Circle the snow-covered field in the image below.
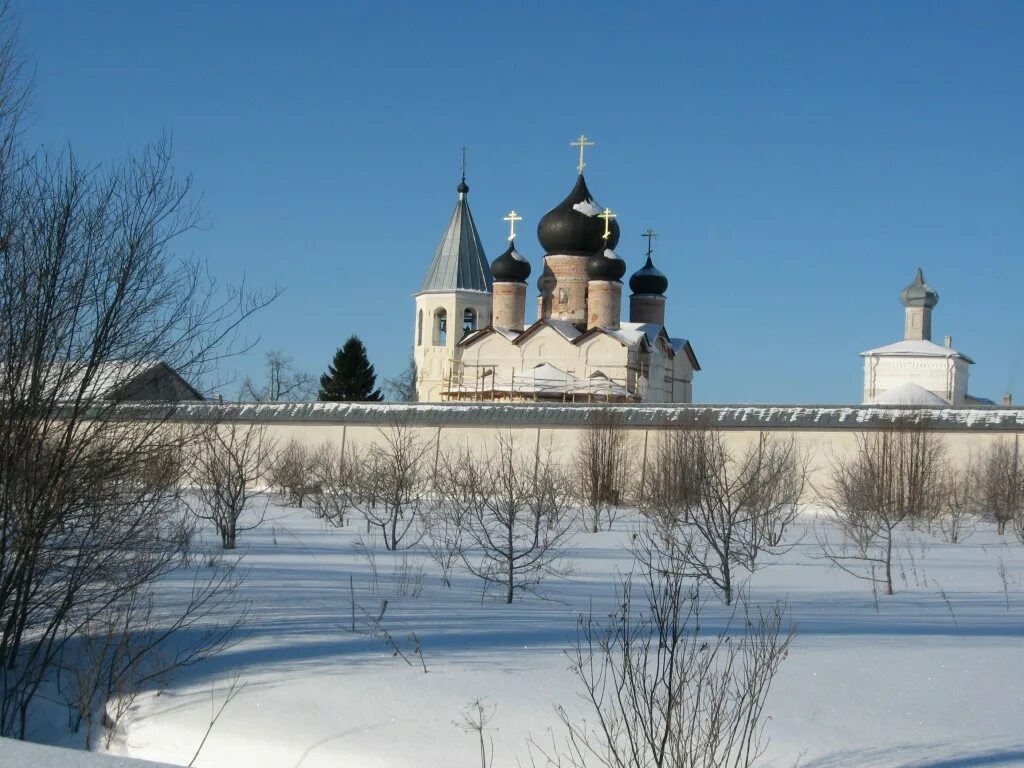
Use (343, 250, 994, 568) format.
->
(85, 499, 1024, 768)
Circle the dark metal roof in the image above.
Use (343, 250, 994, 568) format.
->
(108, 401, 1024, 432)
(419, 181, 492, 294)
(900, 267, 939, 308)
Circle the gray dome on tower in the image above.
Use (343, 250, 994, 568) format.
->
(629, 256, 668, 296)
(900, 267, 939, 308)
(537, 175, 621, 255)
(587, 247, 627, 281)
(491, 240, 531, 283)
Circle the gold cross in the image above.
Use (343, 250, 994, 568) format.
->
(503, 210, 523, 241)
(599, 208, 616, 240)
(571, 133, 594, 174)
(642, 228, 657, 257)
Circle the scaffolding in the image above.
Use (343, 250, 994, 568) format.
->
(441, 357, 648, 403)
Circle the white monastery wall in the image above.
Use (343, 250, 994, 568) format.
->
(130, 403, 1024, 502)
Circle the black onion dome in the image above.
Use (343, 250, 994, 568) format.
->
(537, 174, 620, 255)
(587, 248, 627, 281)
(490, 240, 531, 283)
(457, 178, 469, 195)
(537, 261, 556, 292)
(629, 256, 668, 296)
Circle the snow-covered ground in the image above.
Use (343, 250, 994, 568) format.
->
(87, 500, 1024, 768)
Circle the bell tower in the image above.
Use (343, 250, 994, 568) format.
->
(413, 173, 492, 401)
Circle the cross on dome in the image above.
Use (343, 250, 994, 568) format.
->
(503, 210, 523, 241)
(571, 134, 594, 174)
(599, 208, 616, 240)
(642, 228, 657, 257)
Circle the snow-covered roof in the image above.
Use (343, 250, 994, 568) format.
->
(545, 319, 583, 341)
(861, 339, 974, 364)
(868, 382, 950, 406)
(491, 326, 522, 341)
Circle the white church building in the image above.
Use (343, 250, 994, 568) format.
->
(861, 268, 989, 406)
(413, 142, 699, 403)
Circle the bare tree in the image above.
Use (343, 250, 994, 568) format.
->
(307, 440, 358, 526)
(384, 356, 418, 402)
(526, 547, 793, 768)
(0, 6, 272, 736)
(438, 434, 574, 603)
(977, 439, 1023, 536)
(346, 423, 431, 551)
(574, 409, 633, 533)
(241, 350, 314, 402)
(816, 420, 945, 595)
(268, 437, 314, 507)
(936, 460, 978, 544)
(191, 423, 275, 549)
(638, 427, 806, 605)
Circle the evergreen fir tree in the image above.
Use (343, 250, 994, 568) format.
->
(318, 335, 383, 401)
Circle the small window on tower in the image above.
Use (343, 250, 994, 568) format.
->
(463, 307, 477, 335)
(558, 288, 569, 305)
(434, 308, 448, 346)
(417, 309, 423, 346)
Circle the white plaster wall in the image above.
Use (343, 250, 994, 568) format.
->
(245, 418, 1021, 504)
(863, 354, 970, 405)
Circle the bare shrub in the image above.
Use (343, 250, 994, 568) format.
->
(346, 423, 431, 551)
(437, 434, 574, 603)
(816, 420, 945, 595)
(307, 440, 358, 525)
(269, 438, 314, 507)
(638, 427, 806, 605)
(191, 423, 275, 549)
(574, 409, 633, 533)
(455, 698, 496, 768)
(977, 439, 1023, 537)
(527, 547, 793, 768)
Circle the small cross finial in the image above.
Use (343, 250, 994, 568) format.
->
(459, 145, 468, 180)
(503, 210, 523, 241)
(571, 133, 594, 174)
(599, 208, 617, 241)
(642, 228, 657, 258)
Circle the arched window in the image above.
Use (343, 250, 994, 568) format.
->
(463, 307, 477, 336)
(417, 309, 423, 346)
(434, 308, 447, 346)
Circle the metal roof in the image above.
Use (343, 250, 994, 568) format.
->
(419, 183, 492, 294)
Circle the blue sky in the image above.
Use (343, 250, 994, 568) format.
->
(21, 1, 1024, 403)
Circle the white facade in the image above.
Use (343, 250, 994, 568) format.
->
(413, 289, 492, 402)
(451, 320, 697, 402)
(862, 339, 972, 405)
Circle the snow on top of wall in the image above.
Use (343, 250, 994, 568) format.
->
(105, 401, 1024, 432)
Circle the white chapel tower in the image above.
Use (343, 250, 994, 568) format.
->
(861, 268, 975, 406)
(413, 176, 493, 401)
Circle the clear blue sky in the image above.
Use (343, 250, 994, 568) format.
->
(21, 1, 1024, 404)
